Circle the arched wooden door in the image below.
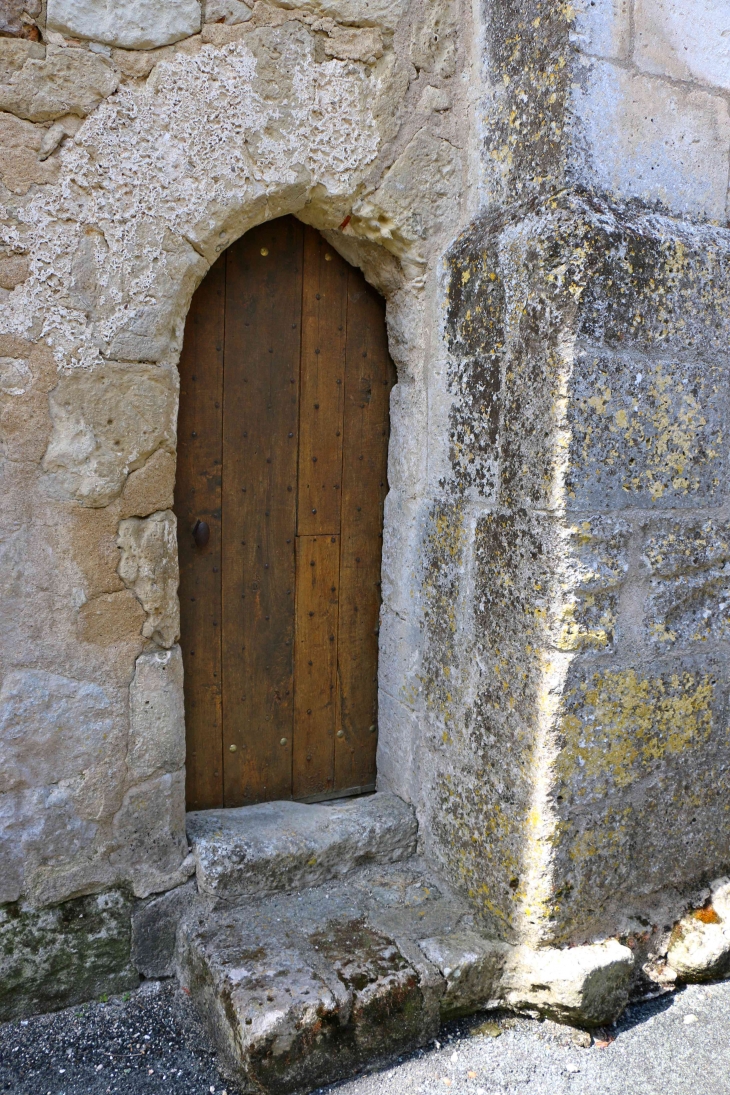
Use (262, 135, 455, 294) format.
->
(175, 217, 395, 810)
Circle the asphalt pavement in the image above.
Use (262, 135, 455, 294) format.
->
(2, 976, 729, 1094)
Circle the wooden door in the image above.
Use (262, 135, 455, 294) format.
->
(176, 217, 395, 809)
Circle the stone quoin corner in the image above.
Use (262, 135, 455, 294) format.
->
(1, 0, 730, 1090)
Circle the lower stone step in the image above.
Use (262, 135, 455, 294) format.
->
(175, 859, 634, 1094)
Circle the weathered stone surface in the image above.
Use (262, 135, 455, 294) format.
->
(110, 772, 191, 900)
(117, 511, 180, 648)
(42, 362, 177, 507)
(0, 111, 60, 194)
(205, 0, 253, 24)
(667, 911, 730, 982)
(0, 0, 42, 41)
(187, 792, 418, 898)
(419, 930, 509, 1017)
(571, 0, 631, 60)
(0, 669, 114, 795)
(47, 0, 202, 50)
(573, 61, 730, 221)
(0, 40, 119, 122)
(177, 862, 458, 1091)
(131, 880, 197, 979)
(128, 646, 186, 781)
(0, 890, 138, 1021)
(117, 449, 176, 519)
(0, 253, 30, 289)
(634, 0, 730, 92)
(666, 880, 730, 982)
(77, 589, 145, 645)
(353, 130, 460, 261)
(501, 941, 634, 1027)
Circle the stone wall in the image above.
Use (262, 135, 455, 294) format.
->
(0, 0, 471, 998)
(1, 0, 730, 1011)
(386, 0, 730, 948)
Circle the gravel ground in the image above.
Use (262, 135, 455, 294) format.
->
(2, 978, 730, 1095)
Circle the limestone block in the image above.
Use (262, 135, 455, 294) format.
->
(128, 646, 186, 781)
(77, 589, 145, 646)
(409, 0, 457, 78)
(118, 449, 176, 519)
(322, 26, 383, 64)
(117, 511, 180, 648)
(0, 40, 119, 122)
(187, 792, 418, 898)
(667, 889, 730, 982)
(635, 0, 730, 92)
(0, 112, 60, 194)
(352, 130, 460, 257)
(47, 0, 202, 50)
(0, 253, 30, 288)
(502, 941, 633, 1027)
(178, 903, 429, 1092)
(550, 659, 730, 940)
(0, 789, 38, 903)
(204, 0, 253, 24)
(0, 668, 114, 795)
(111, 771, 190, 899)
(566, 350, 727, 510)
(261, 0, 408, 33)
(0, 890, 138, 1021)
(0, 339, 57, 465)
(419, 930, 509, 1017)
(570, 0, 631, 60)
(558, 517, 631, 652)
(646, 568, 730, 649)
(131, 880, 197, 979)
(42, 361, 177, 507)
(573, 61, 730, 221)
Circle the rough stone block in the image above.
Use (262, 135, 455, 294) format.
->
(0, 890, 138, 1021)
(0, 40, 118, 122)
(47, 0, 202, 50)
(634, 0, 730, 92)
(667, 909, 730, 982)
(131, 880, 197, 979)
(0, 111, 60, 194)
(118, 449, 177, 519)
(419, 930, 509, 1017)
(42, 362, 177, 507)
(501, 941, 634, 1027)
(550, 659, 730, 940)
(128, 646, 186, 782)
(117, 511, 180, 648)
(111, 772, 190, 899)
(0, 669, 115, 795)
(572, 60, 730, 221)
(77, 590, 145, 646)
(570, 0, 631, 60)
(566, 350, 727, 510)
(204, 0, 253, 25)
(187, 792, 418, 898)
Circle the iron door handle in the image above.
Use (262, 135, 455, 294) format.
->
(192, 519, 210, 547)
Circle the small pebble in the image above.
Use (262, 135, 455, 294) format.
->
(684, 1014, 698, 1025)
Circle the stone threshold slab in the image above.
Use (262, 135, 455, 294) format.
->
(174, 859, 634, 1095)
(186, 791, 418, 899)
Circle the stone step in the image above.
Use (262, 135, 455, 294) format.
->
(173, 859, 634, 1094)
(186, 791, 417, 899)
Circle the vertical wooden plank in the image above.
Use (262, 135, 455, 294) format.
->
(175, 254, 225, 811)
(335, 273, 395, 792)
(222, 217, 303, 806)
(293, 534, 340, 798)
(297, 228, 348, 537)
